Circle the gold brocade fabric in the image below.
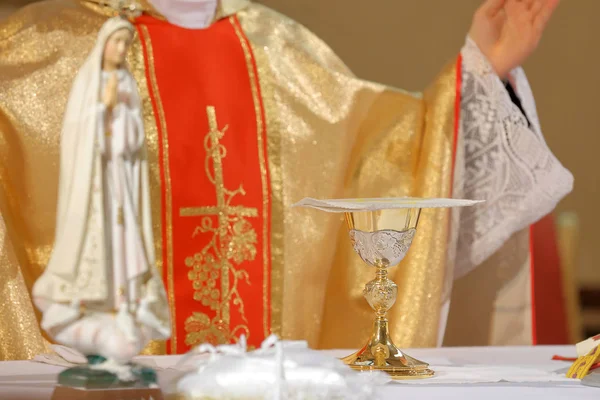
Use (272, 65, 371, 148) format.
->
(0, 0, 461, 360)
(238, 4, 457, 348)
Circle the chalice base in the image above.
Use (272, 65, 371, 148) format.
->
(341, 318, 434, 381)
(342, 345, 434, 380)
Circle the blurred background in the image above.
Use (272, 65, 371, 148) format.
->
(1, 0, 598, 341)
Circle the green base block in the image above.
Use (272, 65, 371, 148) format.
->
(57, 355, 158, 390)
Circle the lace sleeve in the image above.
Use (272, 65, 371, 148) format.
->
(454, 37, 574, 279)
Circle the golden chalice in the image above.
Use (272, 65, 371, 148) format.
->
(292, 197, 482, 380)
(340, 208, 433, 379)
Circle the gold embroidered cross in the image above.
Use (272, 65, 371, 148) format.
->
(179, 106, 258, 332)
(179, 106, 258, 223)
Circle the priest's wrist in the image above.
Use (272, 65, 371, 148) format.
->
(466, 36, 511, 80)
(487, 51, 512, 81)
(488, 61, 510, 81)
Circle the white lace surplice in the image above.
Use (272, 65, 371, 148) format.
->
(456, 38, 573, 279)
(439, 38, 573, 346)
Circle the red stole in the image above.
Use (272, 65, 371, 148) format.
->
(531, 215, 570, 344)
(136, 15, 271, 354)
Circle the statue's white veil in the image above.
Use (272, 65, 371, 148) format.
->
(33, 17, 157, 304)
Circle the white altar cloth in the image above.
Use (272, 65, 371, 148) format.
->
(0, 345, 595, 399)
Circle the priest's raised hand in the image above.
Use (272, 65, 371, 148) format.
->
(469, 0, 560, 79)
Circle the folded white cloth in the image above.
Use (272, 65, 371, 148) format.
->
(168, 335, 389, 399)
(577, 334, 600, 357)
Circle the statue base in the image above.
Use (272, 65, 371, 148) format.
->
(50, 355, 163, 400)
(51, 386, 164, 400)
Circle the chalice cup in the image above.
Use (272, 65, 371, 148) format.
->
(341, 208, 433, 379)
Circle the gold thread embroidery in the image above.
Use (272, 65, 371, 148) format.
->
(230, 17, 271, 339)
(139, 25, 177, 354)
(244, 31, 285, 340)
(130, 24, 166, 355)
(180, 106, 257, 347)
(180, 206, 257, 218)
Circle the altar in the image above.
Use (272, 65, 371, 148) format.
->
(0, 345, 594, 399)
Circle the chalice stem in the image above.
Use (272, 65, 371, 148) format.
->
(367, 266, 399, 367)
(341, 262, 433, 378)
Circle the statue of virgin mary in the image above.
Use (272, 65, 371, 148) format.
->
(31, 16, 171, 378)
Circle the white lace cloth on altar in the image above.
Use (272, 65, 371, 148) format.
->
(393, 365, 571, 385)
(30, 343, 576, 389)
(455, 37, 573, 279)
